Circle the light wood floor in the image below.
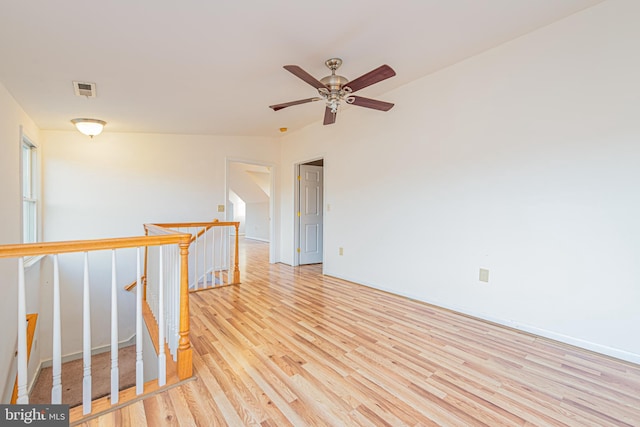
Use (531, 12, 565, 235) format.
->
(80, 238, 640, 426)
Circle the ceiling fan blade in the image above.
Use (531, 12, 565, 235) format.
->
(283, 65, 327, 89)
(349, 96, 394, 111)
(269, 97, 322, 111)
(344, 64, 396, 93)
(323, 107, 336, 125)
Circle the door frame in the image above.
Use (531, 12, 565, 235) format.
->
(293, 157, 324, 266)
(226, 157, 277, 264)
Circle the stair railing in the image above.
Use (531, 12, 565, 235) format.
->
(147, 220, 240, 291)
(0, 231, 192, 417)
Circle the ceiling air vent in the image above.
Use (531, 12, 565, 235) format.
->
(73, 81, 96, 98)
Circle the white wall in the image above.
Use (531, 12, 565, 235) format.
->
(229, 162, 272, 240)
(0, 82, 41, 402)
(229, 163, 269, 205)
(39, 131, 280, 359)
(279, 0, 640, 363)
(228, 189, 246, 235)
(246, 202, 270, 242)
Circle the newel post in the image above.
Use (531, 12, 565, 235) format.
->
(177, 240, 193, 379)
(233, 223, 240, 284)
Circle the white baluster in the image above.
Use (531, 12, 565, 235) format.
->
(225, 226, 229, 284)
(51, 255, 62, 403)
(221, 227, 225, 283)
(210, 227, 214, 285)
(17, 258, 28, 404)
(82, 252, 92, 415)
(110, 250, 119, 404)
(136, 248, 144, 395)
(212, 227, 217, 286)
(193, 228, 197, 288)
(185, 228, 190, 287)
(150, 247, 158, 321)
(227, 227, 232, 285)
(158, 246, 166, 386)
(162, 246, 166, 331)
(168, 246, 176, 355)
(220, 227, 224, 284)
(173, 245, 180, 359)
(216, 227, 221, 283)
(209, 227, 214, 286)
(194, 230, 199, 291)
(203, 227, 207, 288)
(166, 247, 171, 354)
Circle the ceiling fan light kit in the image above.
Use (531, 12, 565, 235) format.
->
(269, 58, 396, 125)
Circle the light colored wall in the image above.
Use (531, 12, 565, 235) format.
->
(229, 163, 269, 204)
(0, 82, 41, 402)
(279, 0, 640, 363)
(228, 189, 246, 235)
(38, 131, 280, 359)
(246, 202, 270, 242)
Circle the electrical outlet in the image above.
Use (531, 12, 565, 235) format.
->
(217, 205, 225, 212)
(339, 247, 344, 256)
(479, 268, 489, 283)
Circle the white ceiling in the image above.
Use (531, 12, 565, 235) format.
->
(0, 0, 602, 138)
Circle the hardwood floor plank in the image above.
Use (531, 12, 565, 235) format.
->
(167, 386, 198, 427)
(81, 238, 640, 426)
(189, 356, 242, 426)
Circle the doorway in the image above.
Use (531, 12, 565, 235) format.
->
(295, 159, 324, 265)
(226, 159, 276, 264)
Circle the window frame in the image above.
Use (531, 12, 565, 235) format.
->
(20, 131, 39, 248)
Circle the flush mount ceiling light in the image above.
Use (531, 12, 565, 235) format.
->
(71, 118, 106, 138)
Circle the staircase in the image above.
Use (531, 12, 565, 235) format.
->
(0, 219, 240, 423)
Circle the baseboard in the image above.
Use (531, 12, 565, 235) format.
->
(524, 324, 638, 364)
(428, 300, 640, 365)
(3, 331, 132, 400)
(31, 334, 137, 397)
(40, 334, 137, 369)
(324, 271, 640, 365)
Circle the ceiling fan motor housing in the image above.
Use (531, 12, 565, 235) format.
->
(320, 74, 349, 91)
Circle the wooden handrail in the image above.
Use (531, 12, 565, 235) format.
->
(3, 224, 198, 418)
(150, 220, 240, 228)
(1, 221, 237, 397)
(124, 276, 144, 292)
(144, 224, 184, 236)
(0, 234, 192, 258)
(0, 231, 195, 387)
(125, 220, 232, 291)
(191, 220, 218, 242)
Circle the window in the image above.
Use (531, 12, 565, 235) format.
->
(22, 136, 38, 244)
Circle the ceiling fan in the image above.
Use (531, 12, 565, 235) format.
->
(269, 58, 396, 125)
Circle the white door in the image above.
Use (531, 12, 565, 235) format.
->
(299, 165, 323, 264)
